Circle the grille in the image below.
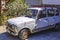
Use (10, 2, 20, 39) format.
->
(7, 23, 17, 33)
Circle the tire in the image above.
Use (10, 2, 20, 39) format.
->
(18, 29, 30, 40)
(55, 24, 60, 31)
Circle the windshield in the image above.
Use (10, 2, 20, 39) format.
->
(25, 9, 38, 19)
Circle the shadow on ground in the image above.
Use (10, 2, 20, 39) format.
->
(28, 29, 60, 40)
(0, 32, 19, 40)
(0, 29, 60, 40)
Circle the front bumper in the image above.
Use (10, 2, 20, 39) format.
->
(6, 27, 18, 36)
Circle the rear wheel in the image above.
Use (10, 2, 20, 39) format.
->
(18, 29, 30, 40)
(55, 23, 60, 31)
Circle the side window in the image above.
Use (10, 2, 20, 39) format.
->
(37, 10, 46, 19)
(55, 9, 59, 16)
(47, 9, 54, 17)
(59, 10, 60, 16)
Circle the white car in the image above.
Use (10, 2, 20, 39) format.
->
(6, 7, 60, 40)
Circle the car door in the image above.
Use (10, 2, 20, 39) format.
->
(33, 10, 49, 31)
(47, 9, 55, 26)
(53, 9, 60, 24)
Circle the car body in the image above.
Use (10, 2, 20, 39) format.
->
(6, 7, 60, 39)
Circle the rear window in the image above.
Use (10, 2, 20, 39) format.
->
(55, 10, 59, 16)
(47, 9, 54, 17)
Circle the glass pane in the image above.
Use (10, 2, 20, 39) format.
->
(47, 9, 54, 17)
(37, 10, 46, 19)
(55, 10, 59, 16)
(30, 9, 38, 17)
(26, 9, 38, 18)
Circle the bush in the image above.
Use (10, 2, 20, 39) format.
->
(0, 0, 29, 25)
(6, 0, 28, 17)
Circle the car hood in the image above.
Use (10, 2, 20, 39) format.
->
(7, 16, 35, 26)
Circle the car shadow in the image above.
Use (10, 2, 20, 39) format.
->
(28, 28, 60, 40)
(0, 32, 29, 40)
(0, 29, 60, 40)
(0, 32, 20, 40)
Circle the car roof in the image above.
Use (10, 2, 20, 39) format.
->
(28, 7, 57, 11)
(28, 7, 44, 10)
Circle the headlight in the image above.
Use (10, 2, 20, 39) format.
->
(12, 25, 17, 32)
(12, 26, 15, 29)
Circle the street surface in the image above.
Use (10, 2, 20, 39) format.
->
(0, 28, 60, 40)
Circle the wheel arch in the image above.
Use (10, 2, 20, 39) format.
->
(18, 28, 31, 35)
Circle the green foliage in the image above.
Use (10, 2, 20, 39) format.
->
(8, 0, 15, 3)
(6, 0, 28, 16)
(0, 0, 29, 25)
(0, 18, 2, 25)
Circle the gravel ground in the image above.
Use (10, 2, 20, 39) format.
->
(0, 26, 6, 33)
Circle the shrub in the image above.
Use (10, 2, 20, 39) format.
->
(0, 0, 29, 25)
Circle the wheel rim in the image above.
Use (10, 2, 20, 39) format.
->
(22, 31, 28, 39)
(19, 30, 28, 40)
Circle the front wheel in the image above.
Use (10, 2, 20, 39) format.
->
(18, 29, 30, 40)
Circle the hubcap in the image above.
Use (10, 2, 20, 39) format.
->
(19, 30, 28, 40)
(22, 31, 28, 39)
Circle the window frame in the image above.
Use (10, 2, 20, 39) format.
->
(37, 9, 47, 19)
(55, 9, 60, 16)
(47, 8, 55, 17)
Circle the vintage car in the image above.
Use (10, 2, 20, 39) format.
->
(6, 7, 60, 40)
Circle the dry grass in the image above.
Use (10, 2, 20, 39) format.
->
(0, 26, 6, 33)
